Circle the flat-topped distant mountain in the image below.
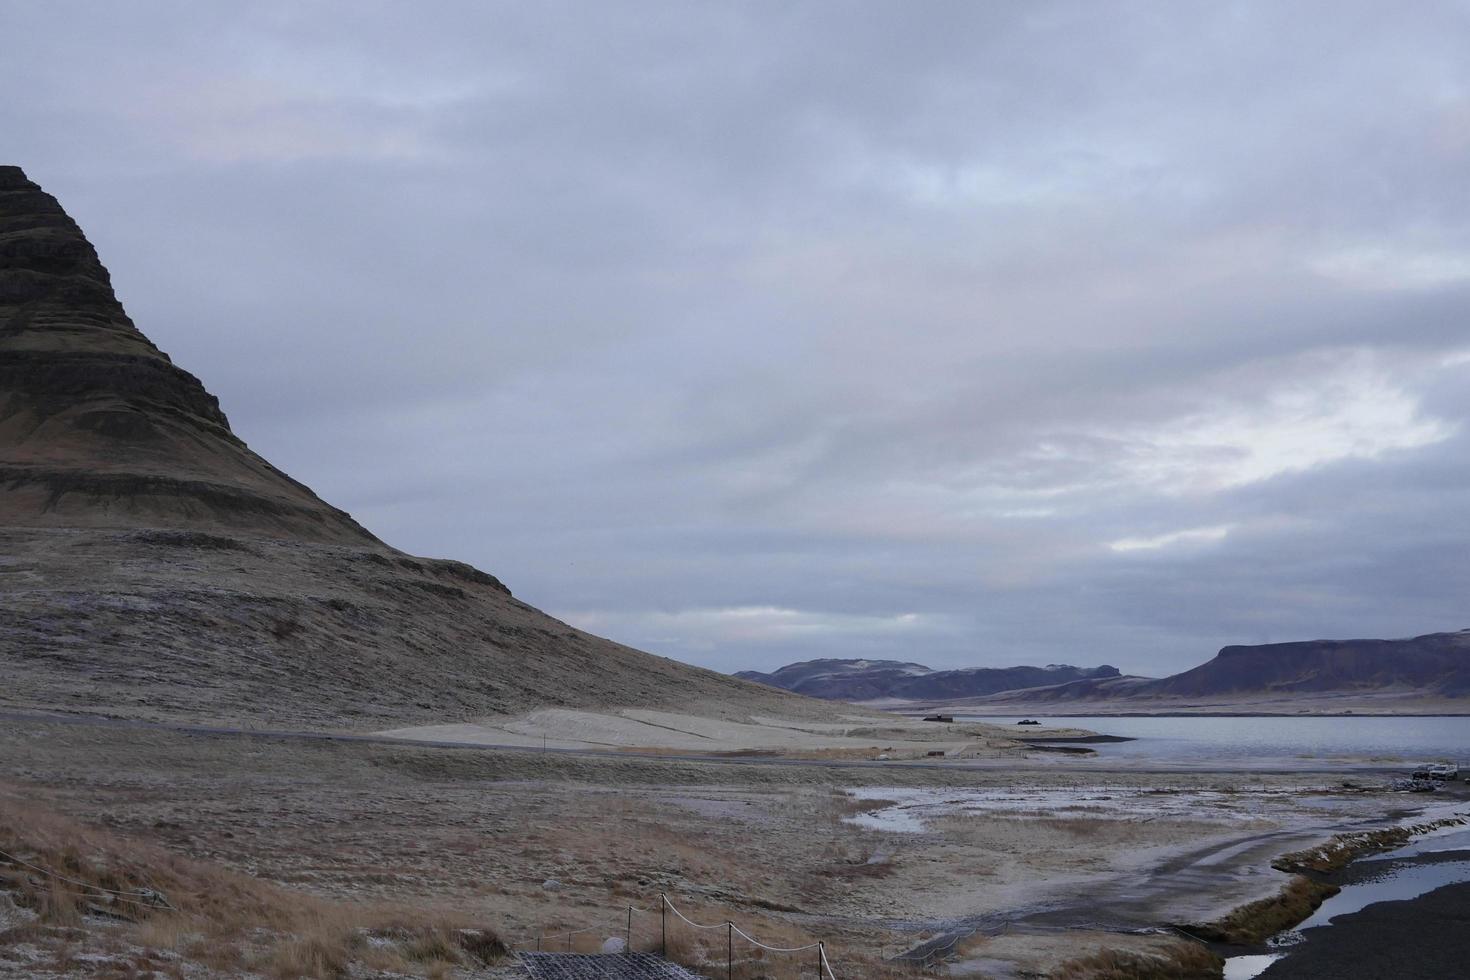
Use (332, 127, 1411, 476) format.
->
(0, 165, 832, 730)
(921, 631, 1470, 714)
(1152, 631, 1470, 697)
(735, 658, 1121, 701)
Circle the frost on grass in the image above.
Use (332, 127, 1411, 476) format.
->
(0, 790, 508, 978)
(842, 786, 1325, 834)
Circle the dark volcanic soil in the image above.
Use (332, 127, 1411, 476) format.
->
(1260, 878, 1470, 979)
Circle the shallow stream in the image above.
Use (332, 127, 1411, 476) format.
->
(1222, 825, 1470, 978)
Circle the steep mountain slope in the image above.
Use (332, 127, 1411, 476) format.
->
(0, 166, 375, 544)
(0, 166, 830, 729)
(736, 658, 1121, 701)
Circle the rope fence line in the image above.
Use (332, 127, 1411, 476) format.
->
(23, 884, 168, 913)
(0, 847, 176, 912)
(663, 896, 838, 980)
(731, 923, 824, 955)
(506, 920, 614, 950)
(662, 899, 732, 932)
(508, 892, 840, 978)
(507, 903, 657, 952)
(3, 845, 907, 976)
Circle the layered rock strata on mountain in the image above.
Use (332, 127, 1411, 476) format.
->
(1152, 631, 1470, 697)
(0, 165, 375, 543)
(0, 166, 824, 729)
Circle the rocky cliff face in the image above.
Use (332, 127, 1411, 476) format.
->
(0, 167, 821, 729)
(1151, 631, 1470, 698)
(0, 165, 376, 544)
(962, 630, 1470, 708)
(737, 658, 1121, 701)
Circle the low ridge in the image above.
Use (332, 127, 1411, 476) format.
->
(737, 658, 1121, 701)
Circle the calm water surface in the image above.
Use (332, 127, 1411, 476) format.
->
(958, 715, 1470, 762)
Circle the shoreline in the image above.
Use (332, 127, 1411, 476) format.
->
(1256, 853, 1470, 977)
(1011, 733, 1135, 743)
(1263, 878, 1470, 978)
(905, 710, 1470, 718)
(1211, 800, 1470, 978)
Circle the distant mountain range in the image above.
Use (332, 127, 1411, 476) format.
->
(911, 631, 1470, 713)
(734, 659, 1121, 701)
(740, 631, 1470, 713)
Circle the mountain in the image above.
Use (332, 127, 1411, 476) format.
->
(735, 659, 933, 701)
(0, 167, 376, 544)
(0, 166, 826, 729)
(933, 631, 1470, 713)
(1151, 632, 1470, 698)
(736, 658, 1121, 701)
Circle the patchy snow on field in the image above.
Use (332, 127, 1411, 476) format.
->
(843, 785, 1328, 833)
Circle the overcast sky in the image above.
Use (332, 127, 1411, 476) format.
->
(4, 1, 1469, 676)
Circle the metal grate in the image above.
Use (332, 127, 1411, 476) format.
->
(517, 951, 708, 979)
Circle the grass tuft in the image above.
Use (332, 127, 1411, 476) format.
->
(1272, 816, 1466, 874)
(1053, 941, 1224, 979)
(0, 790, 505, 978)
(1186, 875, 1338, 945)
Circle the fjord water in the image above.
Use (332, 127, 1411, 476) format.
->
(962, 715, 1470, 763)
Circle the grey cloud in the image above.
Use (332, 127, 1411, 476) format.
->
(4, 1, 1469, 676)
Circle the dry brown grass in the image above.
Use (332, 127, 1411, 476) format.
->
(828, 793, 898, 818)
(653, 897, 918, 980)
(1185, 875, 1338, 945)
(267, 929, 353, 979)
(1036, 817, 1107, 838)
(1272, 816, 1467, 873)
(1052, 940, 1224, 979)
(0, 789, 506, 977)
